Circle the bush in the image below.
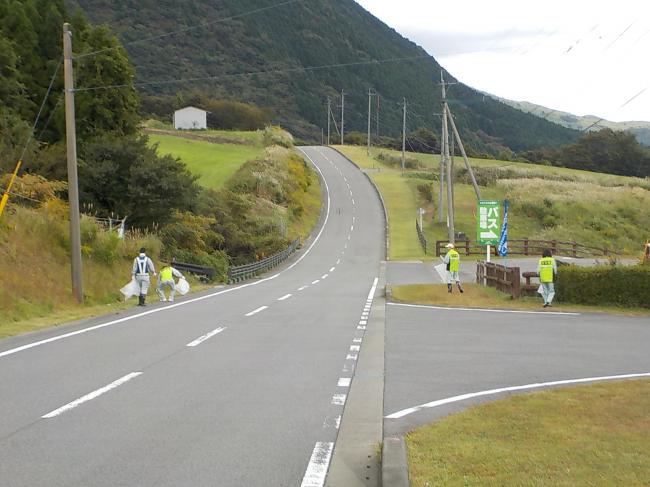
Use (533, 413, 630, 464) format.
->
(556, 265, 650, 308)
(263, 126, 294, 148)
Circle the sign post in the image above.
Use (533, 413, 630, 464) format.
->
(477, 200, 501, 263)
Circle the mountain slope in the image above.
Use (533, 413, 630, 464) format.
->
(496, 98, 650, 147)
(67, 0, 580, 152)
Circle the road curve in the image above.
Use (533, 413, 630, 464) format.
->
(0, 146, 385, 487)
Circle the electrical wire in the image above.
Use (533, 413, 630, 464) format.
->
(19, 58, 62, 161)
(74, 0, 305, 59)
(74, 54, 430, 93)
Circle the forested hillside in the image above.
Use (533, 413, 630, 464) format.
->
(66, 0, 579, 154)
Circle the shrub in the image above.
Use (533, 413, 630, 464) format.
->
(556, 265, 650, 308)
(263, 126, 294, 148)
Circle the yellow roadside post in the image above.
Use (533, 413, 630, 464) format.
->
(0, 160, 22, 218)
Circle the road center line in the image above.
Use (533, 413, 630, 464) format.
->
(245, 306, 268, 317)
(386, 372, 650, 419)
(42, 372, 142, 419)
(329, 267, 335, 272)
(186, 327, 226, 347)
(278, 294, 292, 301)
(312, 279, 320, 284)
(298, 285, 309, 291)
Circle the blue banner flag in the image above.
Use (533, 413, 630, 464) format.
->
(497, 199, 509, 257)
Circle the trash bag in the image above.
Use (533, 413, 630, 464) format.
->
(176, 277, 190, 295)
(537, 284, 544, 295)
(120, 279, 140, 300)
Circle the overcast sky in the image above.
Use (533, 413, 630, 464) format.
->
(355, 0, 649, 122)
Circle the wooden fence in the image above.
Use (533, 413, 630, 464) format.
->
(476, 261, 521, 298)
(437, 239, 615, 258)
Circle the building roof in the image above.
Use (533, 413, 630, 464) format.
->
(174, 106, 208, 114)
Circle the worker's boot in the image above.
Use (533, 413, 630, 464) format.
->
(447, 284, 452, 293)
(138, 294, 145, 306)
(457, 283, 464, 294)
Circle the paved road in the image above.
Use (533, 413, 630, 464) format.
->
(0, 146, 384, 487)
(384, 303, 650, 437)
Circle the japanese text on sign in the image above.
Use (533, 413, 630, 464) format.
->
(477, 200, 501, 245)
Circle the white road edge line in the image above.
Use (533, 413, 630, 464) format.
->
(300, 441, 334, 487)
(0, 148, 332, 361)
(385, 372, 650, 419)
(387, 302, 581, 316)
(245, 306, 268, 317)
(338, 378, 352, 387)
(186, 327, 226, 347)
(42, 372, 142, 419)
(278, 294, 292, 301)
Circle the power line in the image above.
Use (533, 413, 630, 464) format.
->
(73, 54, 430, 93)
(74, 0, 305, 59)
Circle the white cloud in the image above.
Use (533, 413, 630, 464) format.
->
(355, 0, 650, 122)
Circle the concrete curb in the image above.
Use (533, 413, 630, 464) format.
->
(329, 147, 390, 261)
(382, 437, 410, 487)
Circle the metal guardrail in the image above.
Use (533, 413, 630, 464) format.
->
(415, 219, 428, 254)
(171, 262, 216, 282)
(437, 239, 617, 257)
(228, 238, 300, 284)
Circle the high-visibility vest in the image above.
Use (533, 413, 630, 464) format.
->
(448, 249, 460, 272)
(539, 257, 555, 283)
(160, 267, 173, 281)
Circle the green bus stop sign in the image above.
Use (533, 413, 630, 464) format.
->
(477, 200, 501, 246)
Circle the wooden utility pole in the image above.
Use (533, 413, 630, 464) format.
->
(63, 23, 84, 303)
(438, 72, 446, 223)
(442, 88, 455, 243)
(340, 90, 345, 145)
(446, 108, 482, 200)
(401, 98, 407, 175)
(367, 89, 374, 155)
(326, 97, 331, 146)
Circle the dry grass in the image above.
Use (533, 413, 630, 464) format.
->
(407, 379, 650, 486)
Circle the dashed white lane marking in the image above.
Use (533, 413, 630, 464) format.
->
(186, 327, 226, 347)
(322, 274, 329, 279)
(42, 372, 142, 419)
(245, 306, 268, 317)
(353, 338, 362, 343)
(385, 372, 650, 420)
(331, 394, 347, 405)
(335, 416, 341, 429)
(298, 285, 309, 291)
(336, 259, 341, 265)
(359, 320, 367, 325)
(347, 235, 351, 240)
(350, 225, 354, 232)
(349, 345, 360, 352)
(352, 216, 356, 223)
(329, 267, 335, 272)
(278, 294, 292, 301)
(387, 302, 580, 316)
(312, 279, 320, 285)
(352, 198, 355, 205)
(357, 326, 366, 330)
(338, 378, 352, 387)
(346, 354, 358, 360)
(344, 243, 348, 249)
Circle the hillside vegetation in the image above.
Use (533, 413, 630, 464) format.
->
(338, 146, 650, 259)
(67, 0, 579, 153)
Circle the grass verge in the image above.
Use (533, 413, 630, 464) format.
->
(407, 378, 650, 487)
(148, 133, 264, 189)
(390, 283, 650, 316)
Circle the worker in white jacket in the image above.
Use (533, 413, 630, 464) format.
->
(157, 263, 184, 302)
(132, 248, 157, 306)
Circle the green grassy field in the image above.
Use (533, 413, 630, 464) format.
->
(148, 134, 264, 189)
(336, 145, 650, 260)
(407, 379, 650, 486)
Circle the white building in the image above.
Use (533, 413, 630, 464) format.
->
(173, 106, 207, 130)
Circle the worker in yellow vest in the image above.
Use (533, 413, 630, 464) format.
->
(537, 249, 558, 308)
(443, 243, 463, 293)
(157, 263, 185, 303)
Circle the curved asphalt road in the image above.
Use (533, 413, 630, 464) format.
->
(0, 146, 384, 487)
(384, 304, 650, 437)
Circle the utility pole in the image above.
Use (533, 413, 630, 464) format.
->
(437, 76, 446, 223)
(367, 89, 374, 156)
(376, 94, 380, 138)
(340, 90, 345, 145)
(326, 97, 331, 146)
(446, 107, 482, 200)
(63, 23, 84, 303)
(401, 98, 407, 175)
(441, 71, 455, 243)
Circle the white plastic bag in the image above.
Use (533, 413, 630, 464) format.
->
(176, 277, 190, 295)
(120, 278, 140, 300)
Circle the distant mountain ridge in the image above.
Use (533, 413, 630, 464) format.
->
(495, 98, 650, 147)
(67, 0, 580, 153)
